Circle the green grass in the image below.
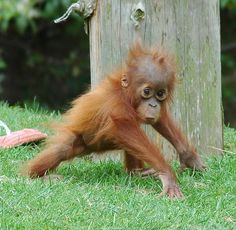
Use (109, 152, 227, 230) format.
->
(0, 102, 235, 229)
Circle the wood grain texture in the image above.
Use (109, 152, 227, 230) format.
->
(89, 0, 222, 160)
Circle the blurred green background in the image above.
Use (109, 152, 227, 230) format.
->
(0, 0, 235, 127)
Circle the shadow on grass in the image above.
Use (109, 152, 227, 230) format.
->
(51, 157, 206, 193)
(53, 159, 161, 191)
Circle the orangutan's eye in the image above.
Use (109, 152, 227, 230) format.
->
(144, 88, 150, 95)
(142, 87, 153, 98)
(156, 89, 168, 101)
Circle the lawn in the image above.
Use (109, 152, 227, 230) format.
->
(0, 102, 235, 229)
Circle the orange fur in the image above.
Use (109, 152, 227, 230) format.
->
(23, 43, 205, 198)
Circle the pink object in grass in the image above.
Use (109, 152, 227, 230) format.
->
(0, 128, 47, 148)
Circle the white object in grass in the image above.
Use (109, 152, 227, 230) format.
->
(0, 120, 11, 135)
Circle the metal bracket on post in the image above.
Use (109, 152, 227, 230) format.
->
(54, 0, 97, 33)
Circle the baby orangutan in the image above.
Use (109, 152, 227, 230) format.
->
(24, 43, 206, 198)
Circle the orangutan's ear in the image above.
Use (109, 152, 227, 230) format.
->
(121, 74, 129, 88)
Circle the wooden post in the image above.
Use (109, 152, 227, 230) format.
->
(89, 0, 222, 160)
